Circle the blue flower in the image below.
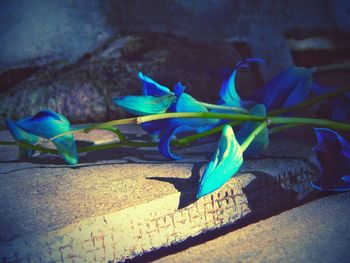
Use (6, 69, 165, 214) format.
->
(255, 66, 314, 111)
(158, 83, 219, 160)
(311, 128, 350, 192)
(197, 125, 243, 198)
(5, 118, 39, 158)
(16, 110, 78, 165)
(236, 104, 269, 157)
(114, 73, 220, 158)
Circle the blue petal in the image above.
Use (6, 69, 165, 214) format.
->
(171, 92, 219, 128)
(16, 110, 78, 165)
(219, 58, 264, 106)
(311, 128, 350, 192)
(113, 95, 176, 115)
(311, 84, 350, 122)
(311, 83, 336, 96)
(174, 82, 186, 96)
(5, 119, 39, 158)
(141, 120, 169, 135)
(257, 67, 313, 110)
(283, 71, 313, 108)
(311, 83, 350, 99)
(138, 72, 174, 96)
(52, 135, 78, 165)
(159, 125, 189, 160)
(331, 98, 350, 122)
(16, 110, 70, 139)
(237, 104, 269, 157)
(197, 125, 243, 198)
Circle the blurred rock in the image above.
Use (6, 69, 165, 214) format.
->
(0, 0, 111, 73)
(0, 33, 263, 128)
(1, 1, 344, 80)
(107, 0, 339, 79)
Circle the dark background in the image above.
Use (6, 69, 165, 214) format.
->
(0, 0, 349, 126)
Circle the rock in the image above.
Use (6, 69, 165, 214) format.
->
(0, 0, 111, 73)
(154, 192, 350, 263)
(0, 126, 322, 262)
(0, 33, 263, 128)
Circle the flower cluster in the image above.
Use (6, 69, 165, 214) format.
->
(4, 59, 350, 198)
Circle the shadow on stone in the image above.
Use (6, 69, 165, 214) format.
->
(128, 170, 326, 263)
(147, 163, 204, 210)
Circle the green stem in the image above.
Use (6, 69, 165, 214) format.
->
(0, 141, 17, 146)
(137, 112, 350, 131)
(313, 64, 350, 74)
(137, 112, 263, 124)
(45, 83, 350, 142)
(84, 117, 137, 132)
(98, 126, 126, 143)
(174, 121, 241, 146)
(269, 85, 350, 116)
(198, 101, 248, 113)
(18, 141, 57, 154)
(78, 141, 156, 153)
(269, 116, 350, 130)
(268, 124, 301, 135)
(241, 121, 268, 152)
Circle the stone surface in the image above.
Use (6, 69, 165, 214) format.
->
(0, 126, 325, 262)
(153, 191, 350, 263)
(1, 33, 260, 128)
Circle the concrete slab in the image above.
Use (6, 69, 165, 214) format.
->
(153, 192, 350, 263)
(0, 126, 324, 262)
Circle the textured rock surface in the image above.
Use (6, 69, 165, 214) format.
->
(0, 33, 263, 128)
(154, 191, 350, 263)
(0, 126, 325, 262)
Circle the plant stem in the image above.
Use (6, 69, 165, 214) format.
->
(78, 141, 156, 153)
(268, 124, 301, 135)
(18, 141, 57, 154)
(137, 112, 263, 124)
(313, 64, 350, 74)
(46, 83, 350, 142)
(84, 117, 137, 131)
(99, 126, 126, 143)
(269, 85, 350, 116)
(174, 121, 241, 146)
(241, 121, 268, 152)
(0, 141, 17, 146)
(3, 112, 349, 152)
(137, 112, 350, 131)
(198, 101, 248, 113)
(269, 116, 350, 130)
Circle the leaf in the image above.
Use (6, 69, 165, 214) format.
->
(197, 125, 243, 198)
